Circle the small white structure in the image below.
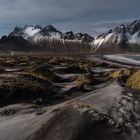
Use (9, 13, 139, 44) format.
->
(11, 51, 14, 57)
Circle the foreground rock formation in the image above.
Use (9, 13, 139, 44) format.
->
(0, 55, 139, 140)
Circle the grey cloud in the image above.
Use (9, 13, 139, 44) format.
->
(0, 0, 139, 36)
(0, 0, 138, 21)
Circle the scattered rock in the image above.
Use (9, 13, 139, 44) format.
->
(33, 98, 44, 105)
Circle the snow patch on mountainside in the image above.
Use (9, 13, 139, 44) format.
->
(48, 32, 61, 39)
(128, 32, 140, 44)
(30, 35, 83, 45)
(24, 27, 41, 36)
(93, 33, 113, 47)
(94, 38, 104, 47)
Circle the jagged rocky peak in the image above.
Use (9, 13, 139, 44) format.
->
(5, 24, 94, 43)
(24, 24, 42, 30)
(38, 25, 62, 37)
(95, 24, 127, 40)
(75, 33, 94, 42)
(9, 26, 24, 36)
(7, 24, 94, 42)
(113, 24, 126, 34)
(92, 20, 140, 52)
(127, 20, 140, 34)
(9, 24, 42, 38)
(33, 24, 42, 29)
(96, 29, 112, 39)
(62, 31, 75, 40)
(43, 25, 59, 32)
(61, 31, 94, 42)
(14, 26, 23, 32)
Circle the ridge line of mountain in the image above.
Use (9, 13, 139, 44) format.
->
(0, 20, 140, 53)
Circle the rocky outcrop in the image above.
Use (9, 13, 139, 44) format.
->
(35, 25, 62, 37)
(75, 33, 94, 42)
(0, 55, 114, 106)
(0, 55, 139, 140)
(61, 31, 75, 40)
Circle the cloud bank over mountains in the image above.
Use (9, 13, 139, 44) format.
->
(0, 0, 139, 36)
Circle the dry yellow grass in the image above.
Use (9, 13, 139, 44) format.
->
(126, 70, 140, 89)
(110, 69, 131, 79)
(75, 73, 93, 88)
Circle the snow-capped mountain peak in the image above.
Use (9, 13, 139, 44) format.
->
(127, 20, 140, 34)
(8, 24, 94, 42)
(36, 25, 62, 38)
(113, 24, 126, 34)
(43, 25, 59, 32)
(92, 20, 140, 52)
(9, 24, 42, 38)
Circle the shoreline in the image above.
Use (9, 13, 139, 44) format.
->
(103, 54, 140, 67)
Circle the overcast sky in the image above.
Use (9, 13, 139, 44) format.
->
(0, 0, 140, 36)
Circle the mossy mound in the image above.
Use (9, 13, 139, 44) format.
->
(28, 65, 64, 82)
(109, 69, 134, 82)
(126, 70, 140, 89)
(48, 57, 74, 65)
(75, 73, 94, 89)
(0, 57, 30, 67)
(2, 59, 16, 66)
(0, 73, 61, 105)
(58, 63, 91, 74)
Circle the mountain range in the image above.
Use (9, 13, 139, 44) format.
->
(0, 24, 94, 52)
(0, 20, 140, 53)
(92, 20, 140, 53)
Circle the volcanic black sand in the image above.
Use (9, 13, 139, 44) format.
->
(0, 54, 140, 140)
